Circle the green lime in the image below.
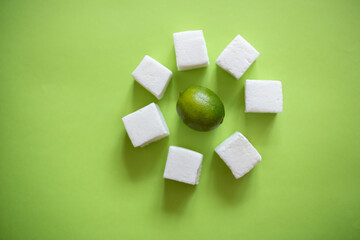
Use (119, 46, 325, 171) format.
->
(176, 85, 225, 132)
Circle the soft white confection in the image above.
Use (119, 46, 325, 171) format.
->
(122, 103, 169, 148)
(131, 55, 172, 100)
(163, 146, 203, 185)
(216, 35, 259, 79)
(173, 30, 209, 71)
(245, 80, 283, 113)
(215, 132, 261, 179)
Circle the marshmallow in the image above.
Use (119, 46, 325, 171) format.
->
(122, 103, 169, 147)
(215, 132, 261, 179)
(132, 55, 172, 100)
(216, 35, 259, 79)
(163, 146, 203, 185)
(173, 30, 209, 71)
(245, 80, 283, 113)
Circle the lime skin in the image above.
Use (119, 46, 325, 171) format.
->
(176, 85, 225, 132)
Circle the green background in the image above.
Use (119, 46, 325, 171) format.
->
(1, 0, 360, 239)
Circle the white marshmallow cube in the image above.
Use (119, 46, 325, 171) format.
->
(216, 35, 259, 79)
(245, 80, 283, 113)
(163, 146, 203, 185)
(173, 30, 209, 71)
(122, 103, 169, 147)
(131, 55, 172, 100)
(215, 132, 261, 179)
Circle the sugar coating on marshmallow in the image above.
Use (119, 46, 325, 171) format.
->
(122, 103, 169, 147)
(132, 55, 172, 100)
(173, 30, 209, 71)
(245, 80, 283, 113)
(216, 35, 259, 79)
(163, 146, 203, 185)
(215, 132, 261, 179)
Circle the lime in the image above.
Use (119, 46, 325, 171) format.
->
(176, 86, 225, 131)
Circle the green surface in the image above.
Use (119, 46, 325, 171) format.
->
(0, 0, 360, 239)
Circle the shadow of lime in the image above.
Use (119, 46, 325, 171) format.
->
(162, 179, 196, 214)
(174, 116, 219, 152)
(210, 152, 253, 204)
(121, 132, 169, 181)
